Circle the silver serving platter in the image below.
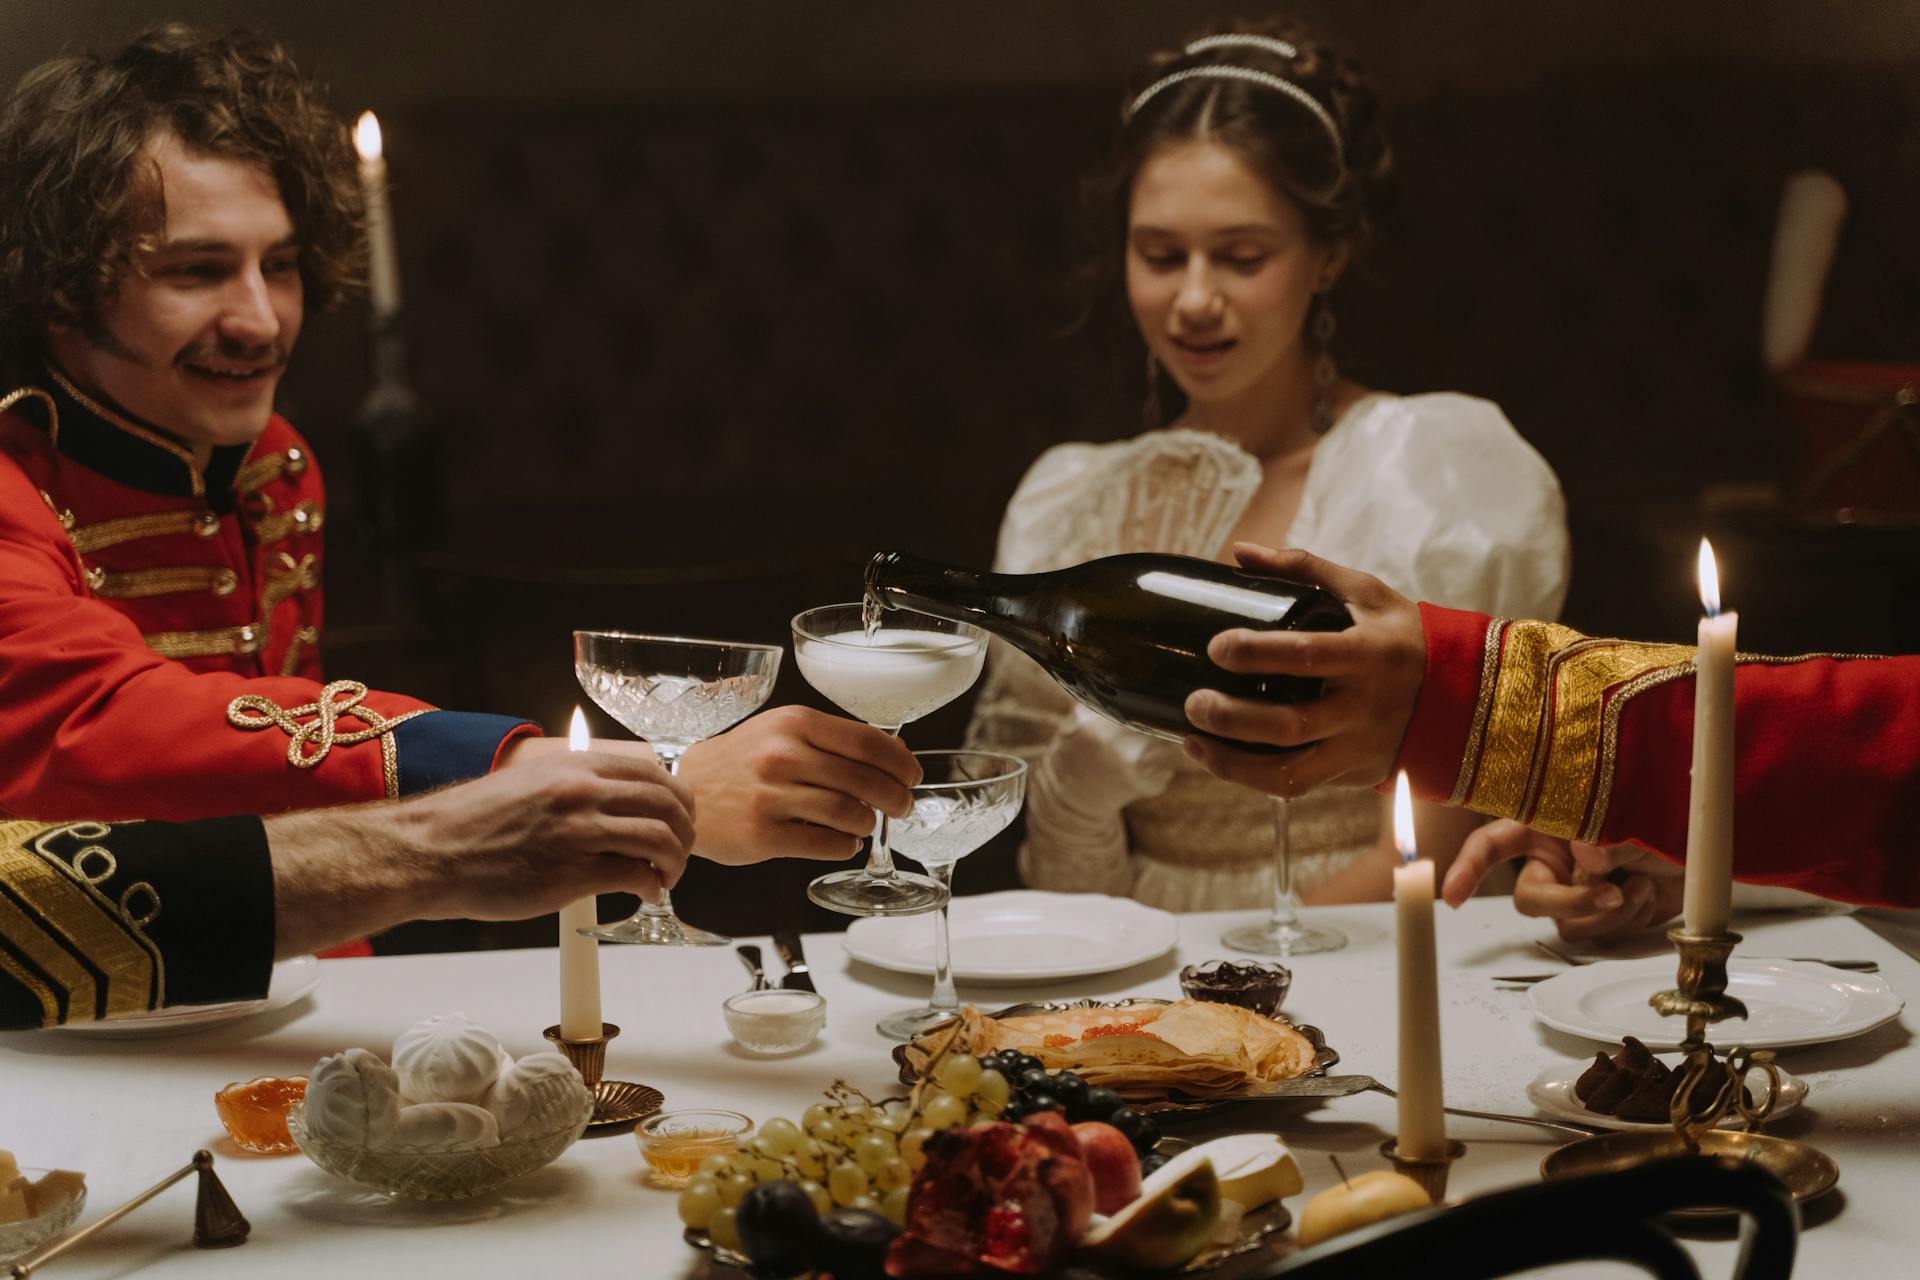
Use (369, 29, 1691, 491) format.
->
(686, 1199, 1293, 1276)
(893, 996, 1342, 1114)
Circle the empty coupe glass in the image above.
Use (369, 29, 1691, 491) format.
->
(875, 751, 1027, 1040)
(574, 630, 782, 945)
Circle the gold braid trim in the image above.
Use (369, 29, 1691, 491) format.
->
(69, 508, 221, 555)
(1448, 617, 1509, 807)
(0, 385, 58, 427)
(1525, 638, 1694, 837)
(262, 552, 320, 613)
(92, 565, 238, 600)
(0, 820, 162, 1025)
(144, 623, 263, 660)
(1462, 619, 1584, 820)
(45, 368, 204, 498)
(252, 499, 324, 544)
(282, 625, 320, 676)
(234, 446, 309, 496)
(227, 680, 427, 801)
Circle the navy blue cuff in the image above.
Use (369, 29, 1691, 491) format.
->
(391, 711, 536, 796)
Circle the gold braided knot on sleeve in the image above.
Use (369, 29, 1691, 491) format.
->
(226, 680, 428, 770)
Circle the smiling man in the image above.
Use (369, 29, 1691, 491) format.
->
(0, 26, 917, 907)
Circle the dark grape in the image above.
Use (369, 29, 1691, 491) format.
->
(1049, 1072, 1090, 1117)
(1024, 1093, 1061, 1118)
(1083, 1086, 1124, 1120)
(1017, 1067, 1052, 1095)
(1108, 1106, 1143, 1140)
(1133, 1116, 1162, 1148)
(1138, 1151, 1170, 1178)
(999, 1101, 1029, 1123)
(1010, 1054, 1043, 1077)
(818, 1208, 899, 1280)
(736, 1180, 822, 1276)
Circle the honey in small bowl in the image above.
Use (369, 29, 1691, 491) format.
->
(637, 1109, 752, 1186)
(215, 1076, 309, 1154)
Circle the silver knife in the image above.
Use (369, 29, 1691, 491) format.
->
(772, 931, 817, 992)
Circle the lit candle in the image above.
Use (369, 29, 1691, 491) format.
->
(353, 111, 402, 317)
(1683, 540, 1737, 935)
(558, 708, 603, 1039)
(1391, 772, 1447, 1159)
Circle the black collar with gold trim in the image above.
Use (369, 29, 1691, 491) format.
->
(9, 368, 253, 510)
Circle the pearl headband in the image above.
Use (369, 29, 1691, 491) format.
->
(1125, 35, 1345, 175)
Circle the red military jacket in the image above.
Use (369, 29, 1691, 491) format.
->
(1396, 603, 1920, 908)
(0, 369, 535, 821)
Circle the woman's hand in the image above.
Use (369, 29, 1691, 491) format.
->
(1442, 819, 1682, 945)
(1181, 543, 1427, 798)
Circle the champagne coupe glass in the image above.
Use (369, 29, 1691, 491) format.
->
(791, 603, 987, 916)
(874, 750, 1027, 1040)
(574, 630, 783, 945)
(1221, 796, 1347, 955)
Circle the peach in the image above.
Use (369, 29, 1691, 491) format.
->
(1070, 1121, 1143, 1216)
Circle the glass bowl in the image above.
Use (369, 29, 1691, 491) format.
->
(1179, 959, 1292, 1016)
(215, 1075, 308, 1154)
(0, 1170, 88, 1267)
(723, 988, 827, 1054)
(638, 1109, 752, 1187)
(287, 1095, 590, 1200)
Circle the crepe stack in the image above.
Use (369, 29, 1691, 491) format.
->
(909, 1001, 1318, 1101)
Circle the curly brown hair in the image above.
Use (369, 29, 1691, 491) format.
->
(0, 23, 365, 383)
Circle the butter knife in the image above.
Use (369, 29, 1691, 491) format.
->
(772, 930, 817, 992)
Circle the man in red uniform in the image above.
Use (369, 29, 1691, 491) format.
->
(0, 28, 913, 875)
(1180, 545, 1920, 910)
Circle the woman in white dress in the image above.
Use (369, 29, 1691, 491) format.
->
(964, 17, 1570, 911)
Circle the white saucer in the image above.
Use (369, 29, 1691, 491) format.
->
(1528, 956, 1903, 1050)
(56, 955, 321, 1037)
(842, 890, 1178, 983)
(1527, 1055, 1808, 1132)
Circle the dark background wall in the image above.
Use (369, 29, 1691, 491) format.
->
(6, 2, 1918, 945)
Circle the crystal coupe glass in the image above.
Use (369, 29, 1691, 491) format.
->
(574, 630, 782, 945)
(874, 750, 1027, 1040)
(791, 604, 986, 917)
(1221, 796, 1347, 955)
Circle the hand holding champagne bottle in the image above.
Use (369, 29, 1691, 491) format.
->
(1181, 544, 1429, 798)
(864, 546, 1355, 753)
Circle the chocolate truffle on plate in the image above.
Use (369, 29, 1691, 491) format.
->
(483, 1052, 591, 1140)
(383, 1102, 501, 1152)
(305, 1047, 403, 1146)
(392, 1012, 508, 1104)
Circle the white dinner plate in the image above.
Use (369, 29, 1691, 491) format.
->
(1527, 1056, 1809, 1132)
(1528, 957, 1903, 1050)
(842, 890, 1178, 983)
(55, 955, 321, 1038)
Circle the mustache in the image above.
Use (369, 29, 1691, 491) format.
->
(174, 341, 290, 371)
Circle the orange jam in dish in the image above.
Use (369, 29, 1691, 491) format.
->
(215, 1076, 308, 1154)
(637, 1109, 752, 1186)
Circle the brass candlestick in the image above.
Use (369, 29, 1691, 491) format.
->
(542, 1022, 663, 1134)
(1541, 926, 1839, 1209)
(1378, 1137, 1467, 1202)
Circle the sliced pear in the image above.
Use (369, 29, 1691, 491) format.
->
(1079, 1148, 1221, 1271)
(1181, 1134, 1303, 1209)
(1297, 1170, 1429, 1247)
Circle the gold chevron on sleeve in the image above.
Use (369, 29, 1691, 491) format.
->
(1457, 621, 1694, 838)
(1525, 638, 1694, 837)
(0, 821, 162, 1025)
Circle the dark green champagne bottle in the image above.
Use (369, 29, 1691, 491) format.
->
(863, 551, 1351, 752)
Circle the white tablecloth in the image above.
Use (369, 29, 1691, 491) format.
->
(3, 899, 1914, 1278)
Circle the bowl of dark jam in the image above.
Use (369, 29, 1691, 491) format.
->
(1178, 959, 1292, 1017)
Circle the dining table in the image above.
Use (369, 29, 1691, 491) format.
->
(3, 897, 1914, 1279)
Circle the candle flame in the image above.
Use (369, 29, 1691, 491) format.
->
(354, 111, 383, 163)
(568, 707, 589, 752)
(1392, 771, 1416, 863)
(1697, 539, 1721, 618)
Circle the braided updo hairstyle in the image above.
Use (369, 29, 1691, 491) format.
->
(1080, 16, 1397, 427)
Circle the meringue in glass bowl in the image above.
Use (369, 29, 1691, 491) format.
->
(288, 1095, 590, 1200)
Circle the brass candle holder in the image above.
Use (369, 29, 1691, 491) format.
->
(542, 1022, 664, 1134)
(1541, 927, 1839, 1210)
(1378, 1137, 1467, 1202)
